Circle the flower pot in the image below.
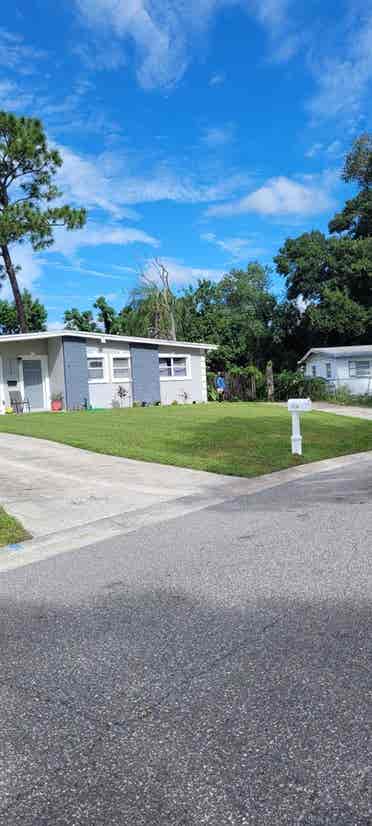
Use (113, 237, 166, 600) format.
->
(51, 399, 63, 412)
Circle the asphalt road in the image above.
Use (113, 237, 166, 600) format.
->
(1, 460, 372, 825)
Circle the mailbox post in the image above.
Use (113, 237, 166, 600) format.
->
(287, 398, 312, 455)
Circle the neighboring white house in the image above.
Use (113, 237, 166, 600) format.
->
(0, 330, 216, 413)
(298, 346, 372, 395)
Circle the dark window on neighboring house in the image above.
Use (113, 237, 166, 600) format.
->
(349, 360, 370, 377)
(326, 362, 332, 378)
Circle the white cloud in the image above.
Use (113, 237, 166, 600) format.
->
(144, 257, 225, 286)
(0, 28, 46, 72)
(326, 140, 343, 157)
(75, 0, 297, 89)
(55, 144, 140, 220)
(0, 79, 34, 111)
(305, 142, 323, 159)
(207, 175, 334, 218)
(209, 72, 225, 86)
(52, 223, 159, 257)
(56, 142, 248, 212)
(305, 140, 344, 160)
(200, 232, 264, 260)
(47, 320, 64, 331)
(308, 10, 372, 119)
(248, 0, 302, 63)
(46, 262, 130, 281)
(202, 124, 235, 147)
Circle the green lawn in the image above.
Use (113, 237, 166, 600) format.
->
(0, 507, 30, 548)
(0, 402, 370, 477)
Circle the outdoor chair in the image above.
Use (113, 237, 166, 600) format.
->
(9, 390, 31, 414)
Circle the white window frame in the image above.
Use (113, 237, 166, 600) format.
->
(159, 353, 191, 381)
(349, 360, 370, 378)
(110, 353, 131, 383)
(87, 355, 107, 383)
(311, 364, 317, 377)
(325, 362, 332, 379)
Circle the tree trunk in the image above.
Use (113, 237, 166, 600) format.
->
(266, 361, 275, 401)
(1, 244, 27, 332)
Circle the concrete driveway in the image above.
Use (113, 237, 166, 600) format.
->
(312, 401, 372, 419)
(0, 432, 244, 550)
(2, 433, 372, 568)
(1, 452, 372, 824)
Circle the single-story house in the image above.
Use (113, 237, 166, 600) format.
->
(299, 346, 372, 395)
(0, 330, 216, 413)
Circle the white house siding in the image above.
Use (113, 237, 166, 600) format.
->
(0, 339, 49, 409)
(333, 357, 372, 395)
(304, 353, 372, 395)
(48, 337, 65, 402)
(159, 347, 205, 405)
(87, 342, 132, 409)
(304, 354, 336, 380)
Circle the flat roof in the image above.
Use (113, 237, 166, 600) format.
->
(298, 345, 372, 364)
(0, 329, 217, 351)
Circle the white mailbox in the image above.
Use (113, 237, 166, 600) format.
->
(287, 398, 312, 413)
(287, 398, 312, 455)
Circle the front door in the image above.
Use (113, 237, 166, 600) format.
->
(22, 360, 44, 410)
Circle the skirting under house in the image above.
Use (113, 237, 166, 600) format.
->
(0, 331, 216, 413)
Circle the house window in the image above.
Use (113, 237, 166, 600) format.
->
(349, 360, 370, 377)
(159, 356, 188, 378)
(311, 365, 317, 377)
(326, 362, 332, 378)
(88, 358, 104, 381)
(112, 357, 130, 380)
(173, 357, 187, 377)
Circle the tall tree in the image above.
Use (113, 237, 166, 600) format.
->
(94, 296, 117, 334)
(0, 112, 86, 332)
(0, 289, 47, 334)
(141, 259, 177, 339)
(64, 308, 99, 332)
(329, 132, 372, 239)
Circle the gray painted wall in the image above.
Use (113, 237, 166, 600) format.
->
(130, 344, 160, 404)
(48, 337, 66, 404)
(63, 337, 89, 409)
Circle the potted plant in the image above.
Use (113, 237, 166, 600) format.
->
(117, 385, 128, 408)
(51, 393, 63, 412)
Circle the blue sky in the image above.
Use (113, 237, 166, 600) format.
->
(1, 1, 371, 327)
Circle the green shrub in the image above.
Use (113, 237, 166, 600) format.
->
(274, 371, 329, 401)
(332, 385, 353, 404)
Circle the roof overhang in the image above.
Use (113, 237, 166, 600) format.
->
(0, 330, 217, 351)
